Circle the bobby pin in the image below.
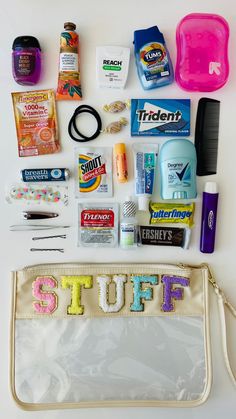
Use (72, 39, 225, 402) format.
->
(30, 248, 64, 253)
(32, 234, 67, 240)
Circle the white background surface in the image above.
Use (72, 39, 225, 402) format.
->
(1, 0, 236, 417)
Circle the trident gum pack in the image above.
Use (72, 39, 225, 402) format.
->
(131, 99, 190, 136)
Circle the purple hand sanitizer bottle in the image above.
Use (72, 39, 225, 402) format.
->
(200, 182, 219, 253)
(12, 36, 41, 85)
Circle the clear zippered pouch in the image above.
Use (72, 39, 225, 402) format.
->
(10, 263, 235, 410)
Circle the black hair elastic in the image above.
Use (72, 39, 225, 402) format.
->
(68, 105, 102, 142)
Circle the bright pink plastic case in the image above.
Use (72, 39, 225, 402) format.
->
(175, 13, 229, 92)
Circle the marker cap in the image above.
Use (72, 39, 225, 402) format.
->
(204, 181, 218, 194)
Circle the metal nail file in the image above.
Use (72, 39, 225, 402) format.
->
(22, 211, 59, 220)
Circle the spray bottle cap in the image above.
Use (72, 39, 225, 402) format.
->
(122, 196, 137, 217)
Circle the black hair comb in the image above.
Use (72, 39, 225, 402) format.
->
(195, 98, 220, 176)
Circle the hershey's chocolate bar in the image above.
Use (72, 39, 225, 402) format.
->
(138, 226, 190, 249)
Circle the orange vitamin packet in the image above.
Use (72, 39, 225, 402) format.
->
(12, 89, 60, 157)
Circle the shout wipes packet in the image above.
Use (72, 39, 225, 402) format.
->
(78, 203, 118, 247)
(12, 89, 60, 157)
(75, 147, 113, 198)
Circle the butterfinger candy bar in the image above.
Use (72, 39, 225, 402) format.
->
(149, 202, 195, 228)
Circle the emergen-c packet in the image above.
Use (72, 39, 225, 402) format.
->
(12, 89, 60, 157)
(78, 203, 118, 247)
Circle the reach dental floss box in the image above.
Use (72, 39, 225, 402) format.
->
(131, 99, 190, 136)
(96, 46, 130, 89)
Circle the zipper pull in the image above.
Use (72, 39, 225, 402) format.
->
(178, 262, 203, 270)
(178, 262, 219, 287)
(202, 263, 216, 287)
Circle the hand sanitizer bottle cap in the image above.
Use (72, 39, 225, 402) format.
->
(122, 197, 137, 217)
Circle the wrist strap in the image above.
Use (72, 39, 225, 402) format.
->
(207, 265, 236, 386)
